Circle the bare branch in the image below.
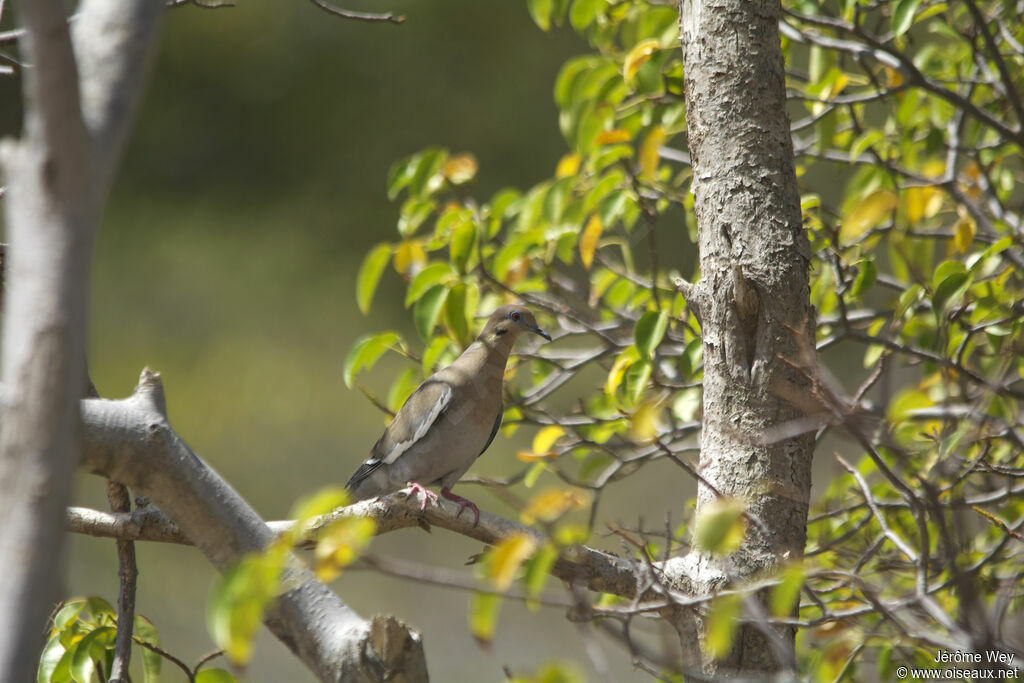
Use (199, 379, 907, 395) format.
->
(76, 368, 428, 682)
(105, 480, 137, 683)
(309, 0, 405, 24)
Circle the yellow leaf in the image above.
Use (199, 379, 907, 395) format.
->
(521, 488, 589, 525)
(516, 450, 554, 463)
(442, 153, 478, 185)
(921, 159, 946, 178)
(488, 533, 537, 590)
(962, 160, 983, 200)
(830, 72, 850, 97)
(605, 347, 638, 396)
(883, 66, 903, 89)
(393, 240, 426, 276)
(313, 517, 376, 582)
(629, 399, 664, 443)
(623, 39, 661, 84)
(840, 190, 897, 241)
(639, 126, 665, 183)
(579, 215, 603, 271)
(905, 185, 943, 223)
(555, 153, 581, 179)
(532, 425, 565, 454)
(594, 128, 632, 145)
(953, 216, 976, 255)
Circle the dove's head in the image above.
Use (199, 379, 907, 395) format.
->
(480, 304, 552, 344)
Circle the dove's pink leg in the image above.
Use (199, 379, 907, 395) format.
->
(405, 481, 438, 511)
(440, 487, 480, 526)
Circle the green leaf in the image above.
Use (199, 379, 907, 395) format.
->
(356, 244, 392, 315)
(405, 262, 455, 308)
(770, 565, 804, 617)
(397, 198, 436, 237)
(70, 626, 114, 683)
(450, 218, 478, 274)
(523, 543, 559, 609)
(414, 284, 449, 340)
(133, 615, 162, 683)
(705, 593, 742, 660)
(444, 282, 473, 346)
(850, 258, 877, 297)
(195, 670, 238, 683)
(84, 597, 115, 620)
(892, 0, 924, 37)
(37, 634, 65, 683)
(694, 498, 746, 555)
(53, 601, 86, 633)
(569, 0, 601, 32)
(386, 155, 415, 200)
(407, 147, 447, 199)
(387, 367, 420, 413)
(343, 332, 401, 388)
(878, 644, 895, 680)
(634, 310, 669, 357)
(527, 0, 554, 31)
(626, 358, 652, 404)
(422, 336, 455, 375)
(931, 260, 968, 311)
(524, 461, 546, 488)
(469, 592, 502, 643)
(207, 555, 280, 666)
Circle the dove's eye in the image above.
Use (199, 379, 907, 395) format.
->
(510, 311, 522, 322)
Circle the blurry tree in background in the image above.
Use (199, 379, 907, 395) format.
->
(1, 0, 1021, 681)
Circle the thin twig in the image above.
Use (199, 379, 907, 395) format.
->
(308, 0, 405, 24)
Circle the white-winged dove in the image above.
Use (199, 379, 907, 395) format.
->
(346, 304, 551, 524)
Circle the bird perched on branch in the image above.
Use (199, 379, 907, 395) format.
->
(346, 304, 551, 525)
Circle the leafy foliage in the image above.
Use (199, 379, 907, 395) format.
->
(348, 0, 1024, 676)
(37, 597, 232, 683)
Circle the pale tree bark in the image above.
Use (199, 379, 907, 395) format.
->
(671, 0, 815, 675)
(0, 2, 430, 681)
(0, 1, 109, 678)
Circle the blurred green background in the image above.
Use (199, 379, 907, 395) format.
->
(1, 2, 670, 680)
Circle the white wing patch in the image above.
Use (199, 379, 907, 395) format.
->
(382, 384, 452, 465)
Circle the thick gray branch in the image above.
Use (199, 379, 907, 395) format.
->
(78, 369, 428, 682)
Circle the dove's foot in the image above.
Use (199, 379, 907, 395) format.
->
(405, 481, 439, 511)
(441, 487, 480, 526)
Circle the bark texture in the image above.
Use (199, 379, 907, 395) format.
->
(0, 2, 99, 678)
(77, 369, 429, 682)
(0, 2, 163, 678)
(674, 0, 815, 674)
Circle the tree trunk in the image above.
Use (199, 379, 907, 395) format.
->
(672, 0, 815, 675)
(0, 2, 97, 678)
(0, 2, 161, 679)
